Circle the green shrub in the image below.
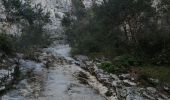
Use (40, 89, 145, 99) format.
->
(98, 55, 140, 74)
(98, 61, 114, 73)
(71, 0, 86, 19)
(2, 0, 52, 51)
(19, 25, 52, 49)
(152, 48, 170, 65)
(2, 0, 50, 25)
(0, 34, 15, 55)
(98, 61, 127, 74)
(139, 65, 170, 84)
(113, 55, 140, 67)
(62, 14, 72, 27)
(13, 64, 21, 81)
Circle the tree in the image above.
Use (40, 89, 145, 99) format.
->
(65, 0, 158, 57)
(2, 0, 52, 49)
(2, 0, 50, 25)
(71, 0, 86, 20)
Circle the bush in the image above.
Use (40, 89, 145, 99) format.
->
(0, 34, 15, 55)
(113, 55, 140, 67)
(2, 0, 50, 25)
(71, 0, 86, 19)
(62, 14, 72, 27)
(139, 65, 170, 84)
(19, 25, 52, 49)
(23, 48, 40, 62)
(152, 48, 170, 65)
(98, 55, 140, 74)
(2, 0, 52, 51)
(98, 62, 114, 73)
(98, 61, 127, 74)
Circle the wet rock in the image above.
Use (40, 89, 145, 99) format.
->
(112, 81, 118, 87)
(119, 74, 131, 80)
(20, 60, 45, 74)
(142, 91, 155, 100)
(16, 80, 28, 89)
(85, 61, 93, 66)
(164, 85, 170, 93)
(125, 87, 145, 100)
(2, 59, 6, 63)
(74, 61, 80, 66)
(123, 80, 137, 86)
(16, 53, 24, 59)
(16, 79, 34, 97)
(80, 63, 87, 69)
(119, 89, 127, 98)
(95, 72, 111, 84)
(146, 87, 157, 94)
(105, 90, 113, 97)
(76, 71, 89, 84)
(74, 55, 89, 62)
(0, 86, 5, 91)
(94, 58, 107, 63)
(148, 78, 159, 85)
(159, 93, 169, 99)
(157, 98, 164, 100)
(111, 74, 119, 80)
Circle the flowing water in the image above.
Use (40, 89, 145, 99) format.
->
(1, 45, 107, 100)
(35, 45, 106, 100)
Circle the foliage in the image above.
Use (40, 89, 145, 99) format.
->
(65, 0, 155, 55)
(98, 61, 127, 74)
(22, 48, 40, 62)
(152, 48, 170, 65)
(71, 0, 86, 20)
(0, 34, 15, 55)
(113, 55, 140, 67)
(98, 55, 140, 74)
(2, 0, 50, 25)
(13, 62, 21, 81)
(64, 0, 170, 65)
(2, 0, 52, 51)
(140, 65, 170, 84)
(19, 25, 52, 49)
(62, 13, 72, 27)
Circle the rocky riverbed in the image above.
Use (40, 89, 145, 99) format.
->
(1, 45, 110, 100)
(1, 44, 170, 100)
(74, 55, 170, 100)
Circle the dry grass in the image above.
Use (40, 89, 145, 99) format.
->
(140, 65, 170, 84)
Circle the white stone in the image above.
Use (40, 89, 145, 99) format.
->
(123, 80, 137, 86)
(147, 87, 157, 94)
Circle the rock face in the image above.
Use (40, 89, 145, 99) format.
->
(83, 0, 103, 8)
(0, 1, 19, 35)
(30, 0, 72, 35)
(0, 0, 102, 39)
(0, 0, 72, 35)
